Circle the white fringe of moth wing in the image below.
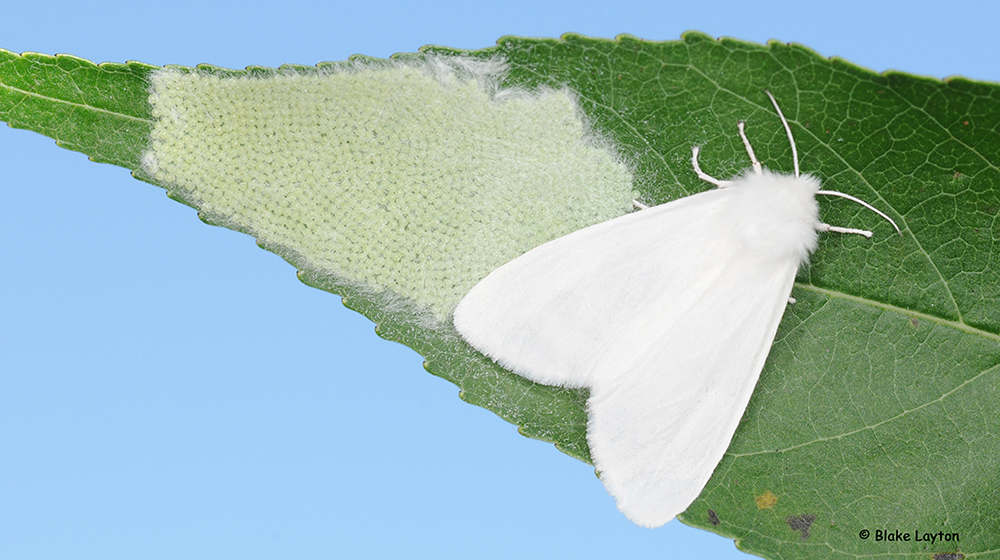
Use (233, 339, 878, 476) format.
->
(453, 170, 822, 528)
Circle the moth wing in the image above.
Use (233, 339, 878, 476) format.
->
(454, 188, 736, 388)
(454, 186, 801, 527)
(587, 252, 798, 527)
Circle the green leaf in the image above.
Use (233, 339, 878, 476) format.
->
(1, 32, 998, 560)
(0, 50, 155, 168)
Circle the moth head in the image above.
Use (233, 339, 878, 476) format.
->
(726, 169, 822, 265)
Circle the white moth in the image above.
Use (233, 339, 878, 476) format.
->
(453, 92, 899, 528)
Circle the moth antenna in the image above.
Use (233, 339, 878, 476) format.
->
(765, 90, 799, 178)
(816, 189, 901, 235)
(766, 90, 901, 237)
(736, 120, 763, 175)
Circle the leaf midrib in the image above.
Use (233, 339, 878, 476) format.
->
(803, 283, 997, 341)
(728, 281, 1000, 458)
(0, 80, 153, 124)
(730, 359, 999, 459)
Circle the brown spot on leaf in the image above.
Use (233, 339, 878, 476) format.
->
(933, 553, 964, 560)
(755, 490, 778, 509)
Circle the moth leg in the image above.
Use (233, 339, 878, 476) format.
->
(691, 146, 732, 188)
(632, 199, 649, 210)
(737, 120, 763, 175)
(787, 296, 797, 304)
(818, 222, 873, 238)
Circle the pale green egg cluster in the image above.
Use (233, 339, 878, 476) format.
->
(143, 58, 634, 318)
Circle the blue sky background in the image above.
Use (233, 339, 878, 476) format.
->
(1, 1, 997, 559)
